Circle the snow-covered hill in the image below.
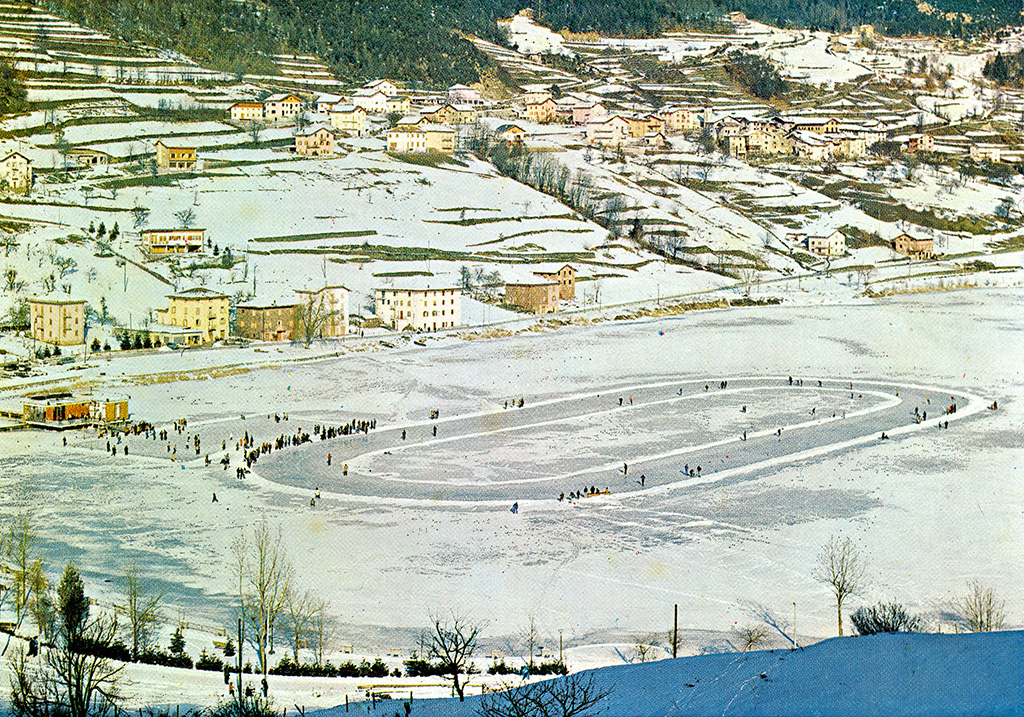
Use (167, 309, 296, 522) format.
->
(325, 631, 1024, 717)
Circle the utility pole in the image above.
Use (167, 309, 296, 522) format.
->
(237, 617, 243, 703)
(672, 604, 678, 658)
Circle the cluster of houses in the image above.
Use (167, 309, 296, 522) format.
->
(26, 217, 937, 355)
(225, 80, 486, 157)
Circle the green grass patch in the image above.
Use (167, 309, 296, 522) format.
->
(425, 212, 582, 227)
(251, 230, 377, 243)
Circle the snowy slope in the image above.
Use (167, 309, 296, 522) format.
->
(323, 631, 1024, 717)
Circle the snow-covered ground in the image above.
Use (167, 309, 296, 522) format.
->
(0, 288, 1021, 711)
(327, 631, 1024, 717)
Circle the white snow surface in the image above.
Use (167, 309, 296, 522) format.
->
(320, 631, 1024, 716)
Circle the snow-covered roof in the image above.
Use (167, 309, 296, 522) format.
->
(167, 287, 230, 300)
(294, 123, 336, 137)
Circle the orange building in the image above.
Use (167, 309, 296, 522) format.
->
(534, 264, 576, 300)
(505, 279, 559, 313)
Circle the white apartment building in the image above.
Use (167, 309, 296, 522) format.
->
(374, 285, 461, 331)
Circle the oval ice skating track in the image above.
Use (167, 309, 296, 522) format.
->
(251, 377, 987, 505)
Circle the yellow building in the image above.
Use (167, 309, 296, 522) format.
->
(524, 98, 556, 124)
(154, 140, 197, 170)
(421, 103, 476, 125)
(386, 96, 412, 115)
(29, 298, 85, 346)
(329, 104, 367, 136)
(156, 287, 230, 344)
(142, 228, 205, 254)
(387, 124, 455, 154)
(230, 102, 265, 122)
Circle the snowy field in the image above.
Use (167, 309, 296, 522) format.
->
(0, 287, 1021, 711)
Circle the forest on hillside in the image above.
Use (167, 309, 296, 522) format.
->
(32, 0, 1020, 88)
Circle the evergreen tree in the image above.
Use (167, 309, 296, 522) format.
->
(57, 563, 89, 643)
(0, 58, 27, 116)
(170, 625, 186, 656)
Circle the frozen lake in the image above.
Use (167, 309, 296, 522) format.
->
(1, 289, 1020, 654)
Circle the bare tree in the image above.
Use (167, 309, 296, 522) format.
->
(309, 596, 337, 667)
(174, 208, 196, 229)
(733, 624, 769, 652)
(813, 535, 866, 636)
(631, 633, 661, 663)
(233, 519, 293, 679)
(130, 205, 149, 231)
(27, 558, 52, 639)
(282, 586, 318, 662)
(125, 564, 162, 660)
(429, 612, 481, 701)
(955, 581, 1005, 632)
(294, 292, 338, 348)
(477, 672, 612, 717)
(11, 563, 124, 716)
(5, 512, 36, 624)
(248, 120, 263, 145)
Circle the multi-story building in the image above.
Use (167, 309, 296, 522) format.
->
(906, 133, 934, 153)
(505, 279, 559, 313)
(807, 231, 846, 257)
(142, 228, 205, 255)
(524, 98, 557, 124)
(329, 104, 368, 136)
(584, 115, 629, 146)
(534, 264, 576, 300)
(294, 124, 337, 156)
(386, 96, 412, 116)
(154, 140, 197, 170)
(420, 103, 476, 125)
(374, 285, 461, 331)
(294, 285, 349, 340)
(263, 93, 304, 122)
(659, 106, 698, 132)
(387, 124, 455, 154)
(572, 102, 606, 126)
(893, 234, 934, 260)
(314, 93, 343, 113)
(352, 88, 390, 114)
(29, 298, 85, 346)
(156, 287, 230, 344)
(230, 102, 265, 122)
(235, 301, 298, 342)
(365, 79, 398, 97)
(0, 151, 32, 192)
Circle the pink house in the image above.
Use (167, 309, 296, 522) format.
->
(573, 103, 606, 126)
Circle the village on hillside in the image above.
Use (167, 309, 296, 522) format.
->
(0, 2, 1022, 714)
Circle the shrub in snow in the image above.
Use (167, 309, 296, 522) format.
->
(197, 648, 225, 671)
(850, 602, 923, 635)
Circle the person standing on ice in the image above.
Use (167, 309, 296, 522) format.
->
(327, 453, 331, 466)
(511, 502, 518, 514)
